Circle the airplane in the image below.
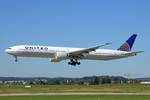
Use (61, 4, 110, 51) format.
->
(5, 34, 143, 66)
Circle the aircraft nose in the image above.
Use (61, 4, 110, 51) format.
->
(5, 49, 11, 54)
(5, 49, 9, 53)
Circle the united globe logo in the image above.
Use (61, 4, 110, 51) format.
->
(118, 42, 130, 51)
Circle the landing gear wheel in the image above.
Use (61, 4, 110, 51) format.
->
(68, 62, 72, 65)
(14, 56, 18, 62)
(77, 62, 80, 65)
(68, 59, 81, 66)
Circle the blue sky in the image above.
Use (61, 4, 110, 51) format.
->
(0, 0, 150, 78)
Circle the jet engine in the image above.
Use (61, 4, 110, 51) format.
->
(50, 52, 68, 62)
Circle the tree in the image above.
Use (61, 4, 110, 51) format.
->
(28, 80, 34, 85)
(113, 77, 120, 84)
(99, 76, 111, 84)
(94, 77, 100, 85)
(52, 80, 60, 85)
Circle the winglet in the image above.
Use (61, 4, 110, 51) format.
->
(105, 42, 111, 45)
(118, 34, 137, 51)
(99, 42, 111, 47)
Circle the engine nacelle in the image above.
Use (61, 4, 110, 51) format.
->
(50, 52, 68, 62)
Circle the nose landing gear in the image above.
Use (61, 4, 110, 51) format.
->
(14, 56, 18, 62)
(68, 59, 80, 66)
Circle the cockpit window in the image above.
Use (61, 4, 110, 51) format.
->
(8, 48, 12, 49)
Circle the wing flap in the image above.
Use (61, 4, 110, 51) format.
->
(69, 43, 111, 56)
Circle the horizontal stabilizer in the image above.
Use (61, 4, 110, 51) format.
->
(125, 51, 144, 56)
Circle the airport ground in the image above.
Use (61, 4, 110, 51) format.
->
(0, 84, 150, 93)
(0, 95, 150, 100)
(0, 84, 150, 100)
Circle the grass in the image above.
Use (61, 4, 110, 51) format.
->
(0, 95, 150, 100)
(0, 84, 150, 93)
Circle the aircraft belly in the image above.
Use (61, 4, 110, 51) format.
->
(14, 51, 55, 58)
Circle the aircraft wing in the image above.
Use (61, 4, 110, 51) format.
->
(69, 43, 111, 56)
(125, 51, 144, 56)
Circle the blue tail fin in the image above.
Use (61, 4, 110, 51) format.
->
(118, 34, 137, 51)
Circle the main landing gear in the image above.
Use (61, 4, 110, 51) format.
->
(68, 59, 80, 66)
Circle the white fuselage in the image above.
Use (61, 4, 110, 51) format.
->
(5, 45, 132, 61)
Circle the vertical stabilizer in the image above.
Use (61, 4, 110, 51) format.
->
(118, 34, 137, 51)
